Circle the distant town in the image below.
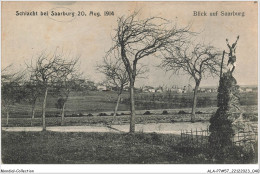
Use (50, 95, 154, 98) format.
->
(89, 80, 257, 94)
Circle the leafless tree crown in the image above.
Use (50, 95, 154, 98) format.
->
(111, 12, 191, 80)
(161, 42, 222, 83)
(27, 50, 80, 87)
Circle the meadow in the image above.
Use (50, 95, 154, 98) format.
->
(1, 90, 257, 127)
(2, 90, 257, 119)
(1, 131, 257, 164)
(1, 91, 258, 164)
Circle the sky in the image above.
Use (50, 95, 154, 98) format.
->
(1, 1, 258, 88)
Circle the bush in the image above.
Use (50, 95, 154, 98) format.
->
(195, 111, 203, 114)
(110, 113, 120, 116)
(79, 113, 84, 117)
(87, 113, 93, 117)
(162, 110, 169, 115)
(55, 98, 66, 110)
(178, 110, 187, 114)
(98, 113, 108, 116)
(143, 111, 152, 115)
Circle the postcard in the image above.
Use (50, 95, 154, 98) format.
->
(1, 1, 258, 173)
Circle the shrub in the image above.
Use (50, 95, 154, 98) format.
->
(87, 113, 93, 117)
(178, 110, 187, 114)
(109, 113, 120, 116)
(195, 111, 203, 114)
(79, 113, 84, 117)
(98, 113, 108, 116)
(55, 98, 66, 110)
(162, 110, 169, 115)
(143, 111, 152, 115)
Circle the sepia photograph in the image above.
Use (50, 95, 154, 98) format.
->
(0, 1, 259, 173)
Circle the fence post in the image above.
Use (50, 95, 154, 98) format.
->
(205, 129, 208, 149)
(191, 129, 193, 146)
(205, 129, 208, 147)
(243, 132, 246, 146)
(201, 128, 203, 147)
(238, 132, 240, 146)
(181, 130, 182, 147)
(187, 130, 189, 144)
(196, 128, 198, 147)
(232, 134, 235, 146)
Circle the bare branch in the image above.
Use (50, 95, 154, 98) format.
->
(161, 41, 222, 83)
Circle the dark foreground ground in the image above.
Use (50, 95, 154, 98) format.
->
(1, 131, 257, 164)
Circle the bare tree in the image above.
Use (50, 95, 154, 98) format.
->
(55, 57, 80, 126)
(97, 54, 147, 123)
(1, 65, 25, 126)
(28, 51, 79, 130)
(23, 74, 43, 126)
(110, 12, 191, 132)
(97, 56, 128, 122)
(161, 42, 221, 122)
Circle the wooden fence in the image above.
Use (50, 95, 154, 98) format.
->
(233, 130, 258, 146)
(180, 126, 258, 148)
(180, 127, 210, 148)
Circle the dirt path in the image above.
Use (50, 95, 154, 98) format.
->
(2, 126, 119, 133)
(1, 122, 210, 134)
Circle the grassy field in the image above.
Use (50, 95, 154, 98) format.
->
(2, 105, 257, 127)
(1, 91, 257, 164)
(1, 89, 257, 127)
(2, 91, 257, 119)
(1, 113, 212, 127)
(1, 131, 256, 164)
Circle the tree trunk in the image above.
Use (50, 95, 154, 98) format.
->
(220, 50, 225, 77)
(191, 81, 200, 122)
(31, 104, 36, 126)
(61, 103, 66, 126)
(42, 88, 48, 131)
(129, 80, 135, 133)
(113, 93, 121, 121)
(6, 110, 9, 126)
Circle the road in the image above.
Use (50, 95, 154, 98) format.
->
(2, 122, 210, 134)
